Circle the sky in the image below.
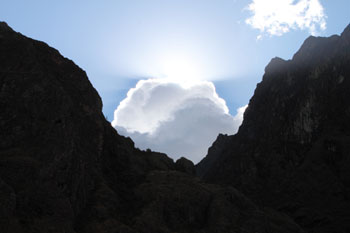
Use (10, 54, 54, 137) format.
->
(1, 0, 349, 163)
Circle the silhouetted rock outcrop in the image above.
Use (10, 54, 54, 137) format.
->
(198, 24, 350, 233)
(0, 22, 303, 233)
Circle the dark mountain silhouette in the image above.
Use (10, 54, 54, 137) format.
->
(0, 22, 304, 233)
(198, 24, 350, 233)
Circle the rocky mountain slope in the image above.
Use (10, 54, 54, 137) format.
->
(0, 22, 304, 233)
(198, 24, 350, 233)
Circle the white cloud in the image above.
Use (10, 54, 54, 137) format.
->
(112, 79, 246, 164)
(245, 0, 326, 37)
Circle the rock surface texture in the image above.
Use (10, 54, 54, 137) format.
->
(198, 24, 350, 233)
(0, 22, 305, 233)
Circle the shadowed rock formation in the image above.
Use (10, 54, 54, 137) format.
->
(198, 24, 350, 233)
(0, 22, 303, 233)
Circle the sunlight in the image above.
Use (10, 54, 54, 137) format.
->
(159, 54, 203, 83)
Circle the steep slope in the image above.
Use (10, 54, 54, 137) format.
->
(198, 24, 350, 233)
(0, 22, 303, 233)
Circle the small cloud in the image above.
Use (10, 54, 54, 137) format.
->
(112, 79, 246, 163)
(245, 0, 327, 37)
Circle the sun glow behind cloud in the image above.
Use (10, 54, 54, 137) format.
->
(138, 47, 230, 83)
(111, 39, 244, 162)
(159, 55, 204, 83)
(106, 18, 240, 83)
(110, 29, 243, 162)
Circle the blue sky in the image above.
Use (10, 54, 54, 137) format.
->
(1, 0, 349, 162)
(1, 0, 349, 118)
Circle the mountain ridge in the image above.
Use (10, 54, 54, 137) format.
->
(197, 23, 350, 233)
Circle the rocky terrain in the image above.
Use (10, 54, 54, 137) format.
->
(198, 24, 350, 233)
(0, 22, 305, 233)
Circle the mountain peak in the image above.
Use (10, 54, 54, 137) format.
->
(264, 57, 287, 74)
(0, 21, 13, 32)
(341, 23, 350, 39)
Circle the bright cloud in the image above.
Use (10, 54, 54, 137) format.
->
(246, 0, 326, 37)
(112, 79, 246, 164)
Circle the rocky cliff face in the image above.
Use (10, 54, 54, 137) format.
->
(198, 24, 350, 233)
(0, 22, 304, 233)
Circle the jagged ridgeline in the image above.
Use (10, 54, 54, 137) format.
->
(198, 24, 350, 233)
(0, 20, 349, 233)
